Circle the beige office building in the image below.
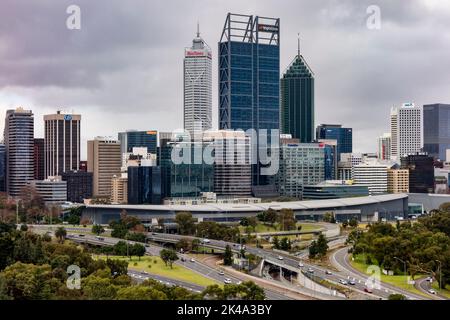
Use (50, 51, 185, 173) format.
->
(387, 169, 409, 193)
(87, 137, 121, 198)
(111, 175, 128, 204)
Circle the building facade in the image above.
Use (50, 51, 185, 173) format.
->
(29, 177, 67, 205)
(378, 133, 391, 161)
(4, 108, 34, 197)
(44, 112, 81, 178)
(423, 103, 450, 160)
(111, 175, 128, 204)
(316, 124, 352, 161)
(184, 26, 212, 134)
(34, 138, 45, 180)
(390, 103, 423, 160)
(302, 182, 369, 200)
(276, 143, 325, 199)
(203, 130, 252, 197)
(118, 130, 157, 155)
(61, 171, 93, 203)
(387, 169, 409, 193)
(87, 137, 121, 198)
(128, 166, 164, 204)
(219, 13, 280, 187)
(400, 153, 434, 193)
(353, 162, 388, 195)
(280, 49, 314, 143)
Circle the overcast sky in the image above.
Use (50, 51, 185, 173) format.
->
(1, 0, 450, 159)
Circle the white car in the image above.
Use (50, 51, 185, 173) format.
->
(218, 270, 225, 276)
(224, 278, 232, 284)
(339, 279, 348, 285)
(202, 239, 210, 244)
(349, 279, 356, 285)
(428, 289, 437, 295)
(190, 258, 195, 263)
(307, 268, 314, 273)
(278, 256, 284, 260)
(325, 270, 332, 275)
(236, 281, 242, 285)
(298, 262, 304, 268)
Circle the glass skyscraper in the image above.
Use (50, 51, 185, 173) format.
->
(281, 48, 314, 143)
(118, 130, 157, 155)
(316, 124, 352, 161)
(219, 13, 280, 188)
(423, 103, 450, 160)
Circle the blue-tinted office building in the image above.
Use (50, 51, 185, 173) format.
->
(219, 13, 280, 187)
(423, 103, 450, 160)
(316, 124, 352, 161)
(128, 166, 166, 204)
(118, 130, 157, 155)
(323, 143, 337, 180)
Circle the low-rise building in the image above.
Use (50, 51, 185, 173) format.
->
(387, 169, 409, 193)
(29, 176, 67, 205)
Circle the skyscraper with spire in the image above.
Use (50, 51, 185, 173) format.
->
(183, 23, 212, 136)
(280, 36, 314, 143)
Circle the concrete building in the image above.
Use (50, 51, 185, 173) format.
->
(4, 108, 34, 197)
(353, 161, 391, 195)
(87, 137, 121, 198)
(111, 175, 128, 204)
(61, 170, 93, 203)
(44, 111, 81, 178)
(378, 133, 391, 160)
(390, 103, 423, 160)
(203, 130, 252, 197)
(184, 24, 212, 134)
(387, 169, 409, 193)
(276, 143, 325, 199)
(29, 176, 67, 205)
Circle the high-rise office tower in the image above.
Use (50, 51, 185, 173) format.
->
(184, 24, 212, 135)
(390, 103, 423, 160)
(316, 124, 352, 161)
(4, 108, 34, 197)
(400, 153, 434, 193)
(87, 137, 121, 198)
(118, 130, 158, 155)
(33, 138, 45, 180)
(61, 170, 93, 203)
(203, 130, 252, 197)
(44, 111, 81, 178)
(219, 13, 280, 188)
(423, 103, 450, 160)
(377, 133, 391, 161)
(0, 144, 6, 192)
(281, 38, 314, 143)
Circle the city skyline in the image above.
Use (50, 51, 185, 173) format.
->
(1, 1, 450, 158)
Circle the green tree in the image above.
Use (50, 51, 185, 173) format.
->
(388, 293, 406, 300)
(106, 259, 128, 277)
(316, 233, 329, 258)
(116, 285, 167, 300)
(223, 245, 233, 266)
(92, 224, 105, 236)
(131, 243, 146, 261)
(175, 212, 196, 235)
(159, 249, 178, 268)
(279, 237, 291, 251)
(54, 227, 67, 244)
(277, 209, 296, 231)
(272, 236, 280, 250)
(349, 217, 359, 228)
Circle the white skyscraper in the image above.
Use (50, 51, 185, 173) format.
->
(390, 103, 423, 160)
(183, 24, 212, 135)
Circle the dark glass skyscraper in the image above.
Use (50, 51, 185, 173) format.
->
(316, 124, 352, 161)
(281, 48, 314, 143)
(0, 144, 5, 192)
(118, 130, 157, 155)
(400, 153, 434, 193)
(423, 103, 450, 160)
(219, 13, 280, 188)
(128, 166, 165, 204)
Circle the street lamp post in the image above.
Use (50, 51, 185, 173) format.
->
(394, 257, 407, 286)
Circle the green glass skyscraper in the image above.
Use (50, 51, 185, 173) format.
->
(280, 43, 314, 143)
